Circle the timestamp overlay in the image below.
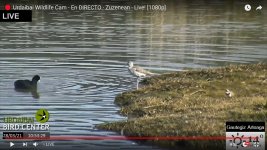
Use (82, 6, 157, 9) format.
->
(226, 122, 265, 150)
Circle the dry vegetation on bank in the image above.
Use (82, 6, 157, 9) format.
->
(97, 63, 267, 150)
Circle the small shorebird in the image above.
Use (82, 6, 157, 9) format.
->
(128, 61, 156, 89)
(225, 89, 234, 98)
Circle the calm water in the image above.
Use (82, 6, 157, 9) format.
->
(0, 1, 266, 150)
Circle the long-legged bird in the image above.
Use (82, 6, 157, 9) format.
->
(128, 61, 156, 89)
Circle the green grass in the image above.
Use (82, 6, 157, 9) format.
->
(97, 63, 267, 149)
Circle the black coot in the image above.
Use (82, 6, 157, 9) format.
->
(14, 75, 40, 89)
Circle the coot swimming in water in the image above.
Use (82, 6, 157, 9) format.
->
(14, 75, 40, 89)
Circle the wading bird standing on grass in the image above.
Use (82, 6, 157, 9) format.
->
(128, 61, 157, 89)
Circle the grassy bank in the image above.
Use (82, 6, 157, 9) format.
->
(97, 63, 267, 149)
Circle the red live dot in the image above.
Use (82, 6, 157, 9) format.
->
(5, 4, 11, 11)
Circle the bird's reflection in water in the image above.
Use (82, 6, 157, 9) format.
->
(15, 88, 40, 99)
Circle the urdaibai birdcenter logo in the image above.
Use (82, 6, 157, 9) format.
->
(35, 109, 50, 123)
(2, 109, 50, 132)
